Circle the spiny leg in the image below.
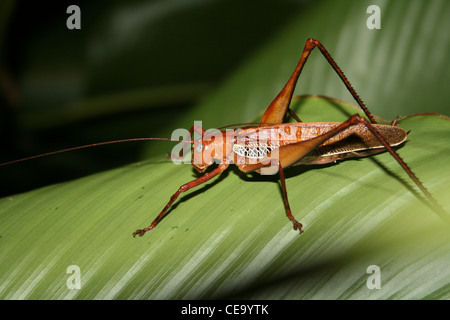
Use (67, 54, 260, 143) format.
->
(309, 39, 377, 124)
(311, 114, 445, 221)
(278, 114, 428, 195)
(261, 38, 377, 126)
(133, 163, 229, 237)
(278, 162, 303, 233)
(267, 114, 446, 225)
(350, 116, 448, 222)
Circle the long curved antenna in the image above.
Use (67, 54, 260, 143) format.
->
(0, 137, 193, 166)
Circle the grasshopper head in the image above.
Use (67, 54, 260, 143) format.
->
(192, 130, 231, 173)
(192, 138, 214, 173)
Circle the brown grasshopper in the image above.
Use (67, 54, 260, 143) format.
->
(1, 38, 444, 236)
(132, 38, 441, 237)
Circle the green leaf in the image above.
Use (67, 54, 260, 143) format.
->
(1, 0, 450, 300)
(0, 98, 449, 299)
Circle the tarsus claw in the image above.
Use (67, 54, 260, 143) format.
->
(133, 229, 146, 237)
(293, 221, 304, 234)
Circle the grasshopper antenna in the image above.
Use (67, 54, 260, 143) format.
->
(0, 137, 194, 167)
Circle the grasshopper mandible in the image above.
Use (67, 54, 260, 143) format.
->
(131, 38, 439, 237)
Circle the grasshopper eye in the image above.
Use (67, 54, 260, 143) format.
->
(196, 144, 204, 152)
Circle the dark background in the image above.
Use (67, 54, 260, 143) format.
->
(0, 0, 305, 196)
(1, 0, 449, 198)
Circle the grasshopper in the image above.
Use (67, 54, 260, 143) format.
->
(132, 38, 441, 237)
(1, 38, 444, 237)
